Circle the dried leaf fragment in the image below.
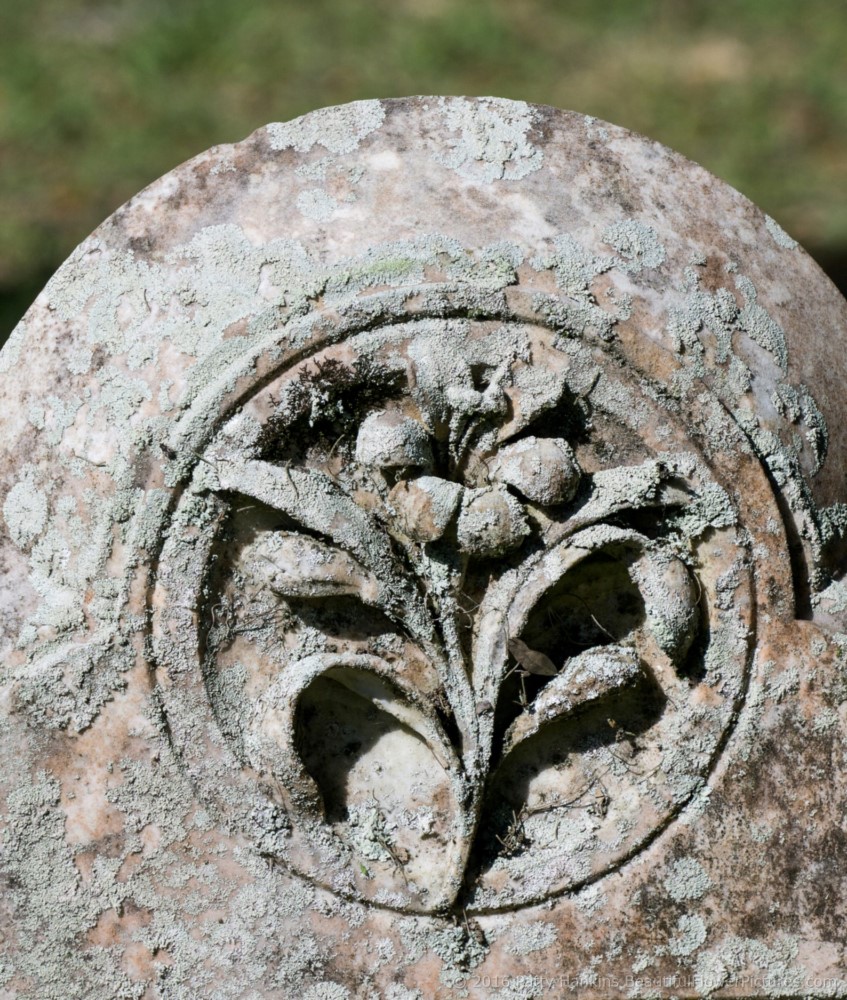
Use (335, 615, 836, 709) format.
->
(507, 637, 558, 676)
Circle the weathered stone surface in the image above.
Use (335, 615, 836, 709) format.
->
(1, 97, 847, 998)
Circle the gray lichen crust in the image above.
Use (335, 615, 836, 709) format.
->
(1, 97, 847, 998)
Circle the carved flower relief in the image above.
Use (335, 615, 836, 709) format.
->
(180, 320, 749, 914)
(357, 409, 579, 556)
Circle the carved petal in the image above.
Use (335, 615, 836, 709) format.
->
(456, 484, 530, 556)
(355, 410, 433, 470)
(387, 475, 464, 542)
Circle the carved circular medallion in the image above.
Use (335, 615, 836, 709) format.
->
(152, 290, 752, 915)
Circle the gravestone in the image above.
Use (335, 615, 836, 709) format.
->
(2, 97, 847, 998)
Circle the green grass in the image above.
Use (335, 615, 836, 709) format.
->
(2, 0, 847, 334)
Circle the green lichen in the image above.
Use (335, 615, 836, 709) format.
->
(435, 97, 543, 183)
(298, 188, 339, 222)
(266, 99, 385, 155)
(663, 857, 711, 901)
(3, 471, 48, 547)
(668, 914, 708, 958)
(601, 220, 666, 274)
(764, 214, 799, 250)
(504, 921, 557, 956)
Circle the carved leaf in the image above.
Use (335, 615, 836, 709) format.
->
(472, 523, 649, 706)
(216, 459, 424, 615)
(215, 455, 478, 776)
(247, 652, 469, 911)
(251, 531, 379, 602)
(559, 458, 694, 541)
(250, 653, 458, 807)
(502, 645, 642, 754)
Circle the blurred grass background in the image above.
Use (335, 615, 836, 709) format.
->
(2, 0, 847, 341)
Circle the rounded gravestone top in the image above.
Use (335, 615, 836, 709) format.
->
(2, 98, 847, 997)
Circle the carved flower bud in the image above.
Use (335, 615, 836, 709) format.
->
(355, 410, 433, 470)
(630, 551, 698, 662)
(489, 436, 581, 505)
(456, 485, 530, 557)
(388, 476, 464, 543)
